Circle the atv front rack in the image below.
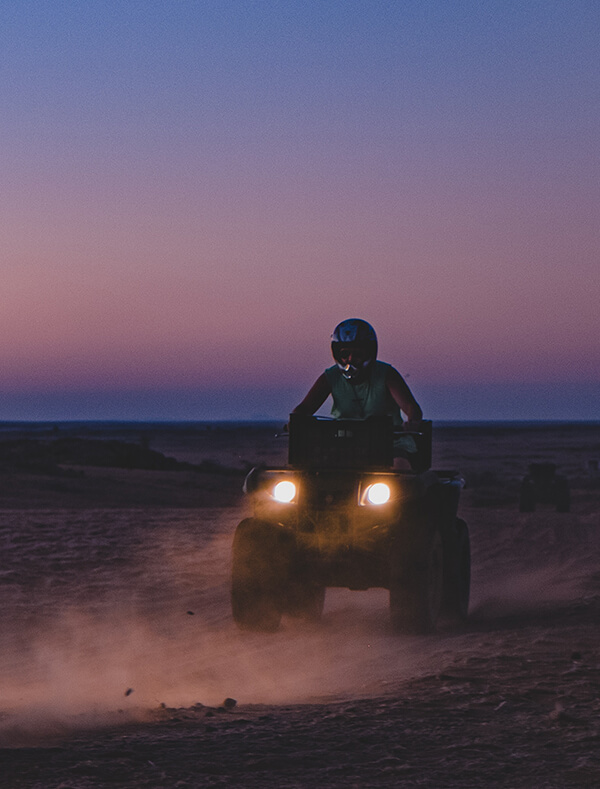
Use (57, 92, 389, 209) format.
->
(287, 414, 432, 472)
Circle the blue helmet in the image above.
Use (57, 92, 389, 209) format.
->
(331, 319, 378, 380)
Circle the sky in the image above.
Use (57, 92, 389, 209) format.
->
(2, 0, 599, 421)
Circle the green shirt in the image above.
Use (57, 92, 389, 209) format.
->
(325, 361, 402, 424)
(324, 361, 416, 454)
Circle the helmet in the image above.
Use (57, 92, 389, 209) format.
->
(331, 319, 378, 380)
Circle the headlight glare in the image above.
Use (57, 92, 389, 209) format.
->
(272, 480, 296, 503)
(365, 482, 391, 505)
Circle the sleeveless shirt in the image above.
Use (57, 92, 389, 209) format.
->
(324, 361, 402, 425)
(324, 361, 417, 455)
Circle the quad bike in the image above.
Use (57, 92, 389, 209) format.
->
(231, 414, 470, 634)
(519, 462, 570, 513)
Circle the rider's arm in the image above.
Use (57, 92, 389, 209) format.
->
(386, 366, 423, 426)
(292, 373, 332, 415)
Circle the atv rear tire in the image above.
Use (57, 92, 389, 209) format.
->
(231, 518, 289, 632)
(444, 518, 470, 623)
(555, 477, 571, 513)
(390, 527, 444, 634)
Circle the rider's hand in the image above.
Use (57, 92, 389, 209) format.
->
(403, 420, 423, 433)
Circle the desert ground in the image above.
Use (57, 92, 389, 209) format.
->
(0, 420, 599, 788)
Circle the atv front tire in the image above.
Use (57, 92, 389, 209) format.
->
(231, 518, 289, 632)
(519, 480, 536, 512)
(390, 526, 444, 634)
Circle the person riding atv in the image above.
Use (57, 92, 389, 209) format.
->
(293, 318, 423, 464)
(231, 319, 470, 634)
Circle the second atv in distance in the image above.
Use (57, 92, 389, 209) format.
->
(232, 414, 470, 634)
(519, 462, 570, 513)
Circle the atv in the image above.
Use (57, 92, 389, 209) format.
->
(519, 462, 570, 513)
(231, 414, 470, 634)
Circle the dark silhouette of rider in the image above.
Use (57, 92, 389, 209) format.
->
(293, 318, 423, 431)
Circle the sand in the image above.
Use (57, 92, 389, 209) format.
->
(0, 421, 599, 787)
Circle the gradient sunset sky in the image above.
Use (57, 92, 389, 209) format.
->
(2, 1, 599, 420)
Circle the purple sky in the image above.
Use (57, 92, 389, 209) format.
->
(2, 1, 599, 420)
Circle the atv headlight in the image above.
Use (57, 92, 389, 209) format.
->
(364, 482, 391, 505)
(272, 480, 297, 503)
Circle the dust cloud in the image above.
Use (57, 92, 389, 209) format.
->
(0, 586, 439, 746)
(1, 501, 598, 747)
(0, 511, 439, 746)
